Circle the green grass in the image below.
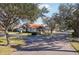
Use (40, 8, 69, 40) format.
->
(0, 46, 15, 55)
(19, 33, 31, 35)
(0, 31, 31, 35)
(0, 37, 25, 45)
(71, 41, 79, 54)
(0, 31, 31, 55)
(0, 37, 25, 55)
(8, 32, 18, 34)
(8, 32, 31, 35)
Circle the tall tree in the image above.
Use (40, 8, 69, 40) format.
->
(71, 4, 79, 37)
(43, 17, 56, 34)
(58, 4, 74, 30)
(58, 3, 79, 37)
(0, 3, 41, 45)
(38, 6, 49, 23)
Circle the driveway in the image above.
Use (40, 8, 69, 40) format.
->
(12, 32, 78, 55)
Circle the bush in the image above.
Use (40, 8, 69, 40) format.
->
(72, 32, 78, 37)
(32, 32, 37, 35)
(13, 29, 20, 32)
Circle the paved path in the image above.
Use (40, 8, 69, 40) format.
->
(12, 32, 78, 55)
(12, 41, 78, 55)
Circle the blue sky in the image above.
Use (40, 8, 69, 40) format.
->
(35, 3, 60, 24)
(46, 3, 60, 17)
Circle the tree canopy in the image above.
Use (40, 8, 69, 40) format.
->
(0, 3, 49, 45)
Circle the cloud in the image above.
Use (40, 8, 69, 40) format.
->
(39, 4, 51, 11)
(39, 4, 55, 17)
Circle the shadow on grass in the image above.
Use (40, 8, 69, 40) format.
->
(70, 40, 79, 42)
(0, 44, 8, 46)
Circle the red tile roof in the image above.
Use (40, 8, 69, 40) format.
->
(29, 24, 42, 28)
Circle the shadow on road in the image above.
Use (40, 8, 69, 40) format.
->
(11, 43, 76, 52)
(10, 33, 76, 53)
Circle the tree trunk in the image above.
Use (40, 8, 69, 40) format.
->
(12, 28, 14, 32)
(50, 29, 53, 34)
(5, 30, 10, 45)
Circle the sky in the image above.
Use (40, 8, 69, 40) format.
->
(34, 3, 60, 24)
(20, 3, 60, 25)
(43, 3, 60, 17)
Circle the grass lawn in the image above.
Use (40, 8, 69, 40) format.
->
(71, 41, 79, 54)
(0, 46, 15, 55)
(0, 31, 32, 35)
(8, 32, 31, 35)
(0, 37, 25, 55)
(8, 32, 18, 34)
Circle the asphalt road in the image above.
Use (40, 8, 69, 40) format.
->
(12, 32, 78, 55)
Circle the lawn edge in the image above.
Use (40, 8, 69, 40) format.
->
(70, 42, 79, 54)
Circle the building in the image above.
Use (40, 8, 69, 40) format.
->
(13, 23, 48, 33)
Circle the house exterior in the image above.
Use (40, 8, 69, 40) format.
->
(23, 23, 48, 33)
(13, 23, 48, 33)
(26, 24, 44, 32)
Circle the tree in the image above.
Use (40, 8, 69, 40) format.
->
(8, 20, 20, 32)
(52, 13, 61, 31)
(55, 4, 75, 31)
(43, 17, 56, 34)
(0, 3, 42, 45)
(38, 6, 49, 18)
(71, 4, 79, 37)
(0, 4, 19, 45)
(58, 3, 79, 37)
(38, 6, 49, 24)
(48, 18, 56, 33)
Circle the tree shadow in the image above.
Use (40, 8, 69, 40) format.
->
(22, 34, 69, 45)
(11, 43, 77, 53)
(0, 44, 7, 46)
(11, 43, 62, 51)
(11, 33, 76, 53)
